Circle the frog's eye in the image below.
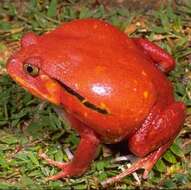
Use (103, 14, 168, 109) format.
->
(23, 63, 39, 77)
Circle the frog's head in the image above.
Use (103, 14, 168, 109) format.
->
(6, 32, 63, 105)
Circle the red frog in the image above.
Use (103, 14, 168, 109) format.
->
(6, 19, 185, 186)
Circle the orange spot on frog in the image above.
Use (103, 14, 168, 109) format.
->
(144, 91, 149, 99)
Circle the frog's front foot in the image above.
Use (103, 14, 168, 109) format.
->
(39, 119, 100, 180)
(39, 153, 66, 169)
(39, 153, 68, 180)
(39, 152, 81, 180)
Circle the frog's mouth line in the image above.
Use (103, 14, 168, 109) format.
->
(55, 79, 109, 115)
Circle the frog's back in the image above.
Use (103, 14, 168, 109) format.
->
(38, 19, 171, 141)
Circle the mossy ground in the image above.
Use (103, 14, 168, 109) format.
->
(0, 0, 191, 189)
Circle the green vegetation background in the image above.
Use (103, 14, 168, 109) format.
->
(0, 0, 191, 189)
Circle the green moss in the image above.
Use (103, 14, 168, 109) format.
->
(0, 0, 190, 189)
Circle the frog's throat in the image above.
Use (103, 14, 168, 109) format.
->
(55, 79, 109, 115)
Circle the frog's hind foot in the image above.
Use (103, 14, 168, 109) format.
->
(101, 142, 171, 188)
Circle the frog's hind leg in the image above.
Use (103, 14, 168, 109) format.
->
(101, 142, 171, 187)
(133, 38, 175, 73)
(101, 102, 185, 187)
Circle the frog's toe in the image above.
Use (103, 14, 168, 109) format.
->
(39, 152, 66, 169)
(45, 171, 68, 181)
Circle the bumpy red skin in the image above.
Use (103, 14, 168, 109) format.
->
(6, 19, 185, 185)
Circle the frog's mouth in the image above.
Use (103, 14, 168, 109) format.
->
(55, 79, 109, 115)
(9, 74, 62, 105)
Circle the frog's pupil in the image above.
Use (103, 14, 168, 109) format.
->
(27, 66, 33, 73)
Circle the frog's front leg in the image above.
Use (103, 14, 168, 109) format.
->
(102, 102, 185, 187)
(133, 38, 175, 73)
(39, 113, 100, 180)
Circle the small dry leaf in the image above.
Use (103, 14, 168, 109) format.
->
(124, 23, 137, 35)
(10, 27, 24, 34)
(152, 34, 166, 41)
(0, 41, 20, 75)
(136, 16, 147, 28)
(102, 145, 112, 157)
(0, 41, 20, 62)
(116, 0, 125, 3)
(0, 43, 9, 62)
(64, 147, 74, 160)
(187, 54, 191, 64)
(166, 164, 183, 175)
(167, 37, 175, 48)
(184, 27, 191, 40)
(125, 16, 148, 35)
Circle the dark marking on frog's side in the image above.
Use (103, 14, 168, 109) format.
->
(55, 79, 109, 115)
(82, 100, 108, 114)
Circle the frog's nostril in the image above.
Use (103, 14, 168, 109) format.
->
(7, 57, 17, 66)
(6, 57, 19, 74)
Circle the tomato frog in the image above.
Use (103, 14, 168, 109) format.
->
(6, 19, 185, 187)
